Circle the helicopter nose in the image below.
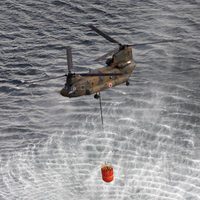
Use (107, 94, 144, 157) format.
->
(60, 88, 69, 97)
(60, 87, 77, 97)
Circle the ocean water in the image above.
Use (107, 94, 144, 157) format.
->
(0, 0, 200, 199)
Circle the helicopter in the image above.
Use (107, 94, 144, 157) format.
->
(60, 25, 135, 99)
(28, 25, 178, 99)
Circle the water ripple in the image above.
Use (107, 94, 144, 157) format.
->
(0, 0, 199, 199)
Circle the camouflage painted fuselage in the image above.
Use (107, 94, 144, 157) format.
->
(60, 46, 136, 98)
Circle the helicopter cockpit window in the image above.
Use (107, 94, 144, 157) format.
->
(106, 58, 113, 66)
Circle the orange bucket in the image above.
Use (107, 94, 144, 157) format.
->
(101, 164, 114, 182)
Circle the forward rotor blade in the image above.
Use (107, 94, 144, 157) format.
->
(89, 25, 121, 45)
(76, 72, 123, 77)
(66, 46, 73, 73)
(24, 75, 66, 84)
(129, 39, 181, 47)
(95, 47, 119, 62)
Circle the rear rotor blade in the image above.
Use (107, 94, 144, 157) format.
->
(66, 46, 73, 73)
(129, 39, 181, 47)
(89, 25, 121, 45)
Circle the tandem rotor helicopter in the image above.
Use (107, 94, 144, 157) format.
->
(60, 25, 136, 99)
(27, 25, 179, 125)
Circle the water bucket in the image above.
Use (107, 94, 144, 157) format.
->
(101, 164, 114, 182)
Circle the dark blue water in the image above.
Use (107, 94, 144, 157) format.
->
(0, 0, 200, 199)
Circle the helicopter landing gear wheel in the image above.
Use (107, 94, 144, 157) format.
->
(94, 93, 100, 99)
(126, 81, 130, 86)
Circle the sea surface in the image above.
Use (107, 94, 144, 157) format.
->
(0, 0, 200, 199)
